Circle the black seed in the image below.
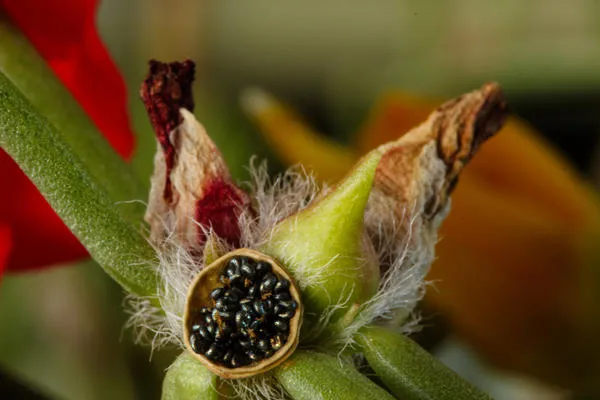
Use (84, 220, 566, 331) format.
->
(226, 257, 242, 276)
(203, 313, 213, 325)
(246, 349, 261, 361)
(206, 323, 216, 336)
(255, 261, 272, 276)
(215, 298, 228, 312)
(235, 311, 252, 329)
(191, 323, 202, 332)
(257, 339, 270, 352)
(273, 319, 289, 332)
(199, 306, 210, 314)
(229, 273, 244, 288)
(231, 353, 250, 368)
(279, 300, 297, 311)
(274, 279, 290, 293)
(274, 292, 291, 302)
(270, 335, 284, 350)
(210, 287, 225, 301)
(227, 287, 244, 301)
(250, 319, 265, 332)
(240, 263, 256, 279)
(239, 339, 253, 350)
(253, 299, 271, 316)
(277, 309, 295, 319)
(205, 344, 222, 361)
(263, 349, 274, 358)
(222, 350, 234, 365)
(247, 285, 260, 298)
(260, 273, 277, 295)
(189, 332, 203, 353)
(198, 325, 212, 341)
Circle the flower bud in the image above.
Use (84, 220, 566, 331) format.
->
(262, 150, 382, 325)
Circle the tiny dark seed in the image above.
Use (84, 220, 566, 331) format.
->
(203, 313, 213, 325)
(247, 285, 260, 298)
(279, 300, 297, 311)
(255, 261, 272, 276)
(263, 349, 274, 358)
(257, 339, 270, 352)
(231, 353, 250, 368)
(253, 299, 270, 316)
(217, 297, 234, 312)
(277, 309, 295, 319)
(205, 344, 222, 360)
(260, 273, 277, 294)
(240, 263, 256, 279)
(270, 335, 283, 350)
(206, 323, 216, 336)
(198, 325, 212, 341)
(191, 323, 202, 332)
(222, 350, 234, 365)
(229, 273, 244, 288)
(239, 340, 253, 350)
(250, 319, 265, 332)
(273, 319, 289, 332)
(246, 349, 261, 361)
(274, 279, 290, 293)
(226, 257, 241, 276)
(274, 292, 291, 302)
(210, 287, 225, 301)
(228, 287, 244, 300)
(189, 332, 203, 354)
(199, 306, 210, 314)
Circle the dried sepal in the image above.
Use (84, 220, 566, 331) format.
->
(183, 248, 303, 379)
(374, 82, 507, 225)
(142, 60, 250, 250)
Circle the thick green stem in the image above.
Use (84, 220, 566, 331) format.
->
(356, 325, 492, 400)
(0, 71, 156, 298)
(275, 350, 395, 400)
(0, 16, 147, 222)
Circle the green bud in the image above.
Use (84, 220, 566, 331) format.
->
(262, 150, 382, 323)
(162, 352, 219, 400)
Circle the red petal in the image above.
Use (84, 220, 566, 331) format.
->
(0, 0, 135, 271)
(0, 225, 11, 279)
(0, 0, 135, 158)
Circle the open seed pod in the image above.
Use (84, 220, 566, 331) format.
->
(184, 248, 303, 379)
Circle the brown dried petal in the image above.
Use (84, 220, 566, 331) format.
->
(374, 82, 507, 224)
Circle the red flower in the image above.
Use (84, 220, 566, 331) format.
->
(0, 0, 135, 272)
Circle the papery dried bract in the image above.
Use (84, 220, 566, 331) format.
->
(145, 109, 249, 250)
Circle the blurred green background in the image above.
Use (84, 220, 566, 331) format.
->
(2, 1, 600, 399)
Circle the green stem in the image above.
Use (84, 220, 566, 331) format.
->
(0, 16, 147, 223)
(275, 350, 396, 400)
(356, 325, 492, 400)
(0, 71, 156, 298)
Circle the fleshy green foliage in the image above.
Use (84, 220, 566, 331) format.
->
(275, 350, 395, 400)
(162, 353, 218, 400)
(263, 151, 382, 325)
(0, 17, 147, 223)
(0, 71, 156, 298)
(357, 326, 492, 400)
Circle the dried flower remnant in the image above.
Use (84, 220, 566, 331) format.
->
(141, 60, 250, 250)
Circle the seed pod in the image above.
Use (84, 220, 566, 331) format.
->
(184, 248, 303, 379)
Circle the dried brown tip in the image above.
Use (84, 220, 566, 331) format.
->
(375, 82, 507, 221)
(140, 60, 196, 202)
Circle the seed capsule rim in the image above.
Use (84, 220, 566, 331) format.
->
(183, 248, 303, 379)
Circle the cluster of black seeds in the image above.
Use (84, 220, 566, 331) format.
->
(189, 256, 298, 368)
